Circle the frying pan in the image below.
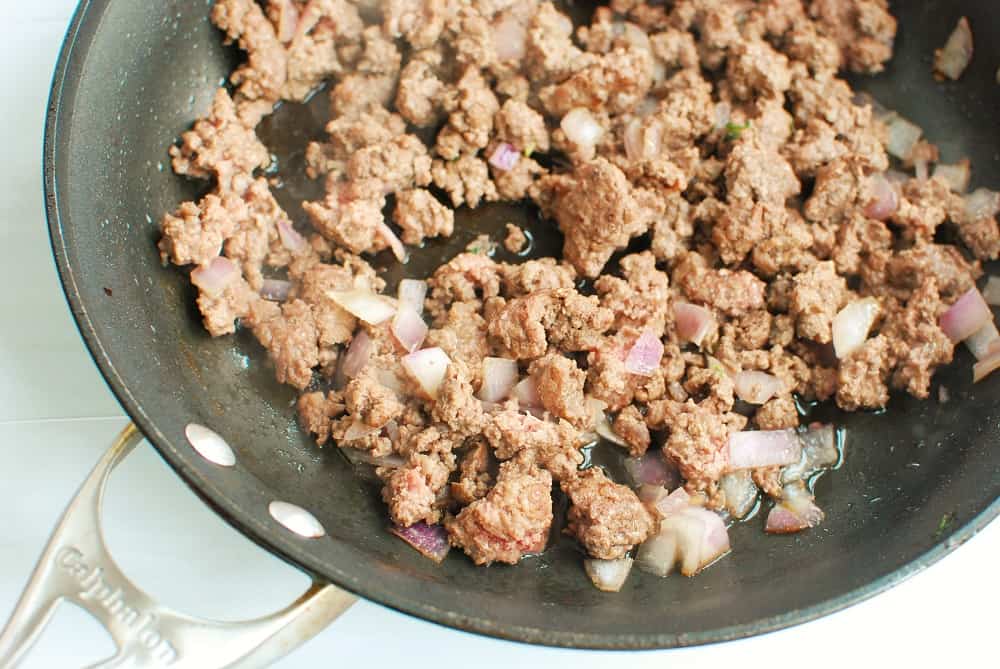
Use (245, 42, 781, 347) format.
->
(2, 0, 999, 665)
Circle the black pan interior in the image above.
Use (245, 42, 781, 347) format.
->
(45, 0, 1000, 648)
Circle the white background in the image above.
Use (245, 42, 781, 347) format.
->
(0, 1, 996, 667)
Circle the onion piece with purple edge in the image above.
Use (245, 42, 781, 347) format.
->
(766, 484, 824, 534)
(625, 330, 664, 376)
(389, 522, 450, 563)
(674, 302, 716, 346)
(782, 423, 838, 485)
(862, 173, 899, 220)
(513, 376, 541, 408)
(635, 531, 677, 577)
(277, 220, 308, 253)
(402, 347, 451, 399)
(973, 348, 1000, 383)
(586, 398, 627, 447)
(933, 160, 971, 193)
(719, 470, 758, 519)
(376, 221, 408, 263)
(190, 256, 239, 297)
(624, 118, 662, 162)
(488, 143, 521, 171)
(391, 305, 428, 353)
(653, 506, 730, 577)
(982, 276, 1000, 306)
(342, 419, 381, 442)
(965, 321, 999, 360)
(340, 330, 372, 380)
(885, 114, 922, 160)
(260, 278, 291, 302)
(561, 108, 604, 150)
(733, 370, 784, 405)
(940, 287, 992, 342)
(934, 16, 974, 81)
(327, 289, 396, 325)
(964, 188, 1000, 222)
(624, 451, 676, 488)
(833, 297, 880, 359)
(397, 278, 427, 314)
(653, 486, 691, 519)
(584, 556, 633, 592)
(492, 13, 527, 62)
(478, 357, 519, 402)
(637, 483, 669, 506)
(728, 429, 801, 471)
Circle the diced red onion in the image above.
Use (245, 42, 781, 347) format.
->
(624, 330, 664, 376)
(674, 302, 716, 347)
(492, 13, 527, 62)
(340, 330, 372, 380)
(782, 424, 838, 485)
(733, 370, 784, 405)
(885, 114, 923, 160)
(327, 289, 396, 325)
(277, 220, 308, 254)
(391, 305, 428, 353)
(376, 222, 408, 264)
(934, 16, 974, 81)
(940, 287, 992, 342)
(833, 297, 880, 359)
(402, 347, 451, 399)
(728, 429, 801, 470)
(584, 557, 633, 592)
(965, 321, 999, 360)
(637, 483, 669, 506)
(765, 484, 824, 534)
(719, 471, 758, 519)
(982, 277, 1000, 306)
(963, 188, 1000, 222)
(587, 398, 627, 447)
(973, 348, 1000, 383)
(624, 118, 662, 162)
(488, 143, 521, 172)
(862, 173, 899, 220)
(656, 507, 730, 577)
(514, 377, 541, 408)
(653, 486, 691, 518)
(260, 278, 291, 302)
(933, 161, 971, 193)
(191, 256, 239, 297)
(634, 530, 677, 577)
(561, 108, 604, 150)
(397, 279, 427, 314)
(343, 419, 381, 442)
(478, 357, 519, 402)
(623, 451, 676, 488)
(389, 522, 450, 563)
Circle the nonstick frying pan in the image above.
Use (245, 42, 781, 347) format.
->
(2, 0, 999, 666)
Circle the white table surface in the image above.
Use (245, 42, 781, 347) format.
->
(1, 1, 996, 667)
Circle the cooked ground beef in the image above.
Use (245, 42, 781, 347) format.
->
(159, 0, 997, 589)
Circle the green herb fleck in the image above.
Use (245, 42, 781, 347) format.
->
(706, 355, 728, 378)
(725, 120, 751, 141)
(524, 143, 535, 158)
(935, 513, 954, 538)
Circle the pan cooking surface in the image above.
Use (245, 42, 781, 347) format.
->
(44, 0, 1000, 648)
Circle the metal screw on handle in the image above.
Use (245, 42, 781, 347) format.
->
(0, 423, 356, 669)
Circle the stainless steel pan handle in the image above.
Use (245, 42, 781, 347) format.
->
(0, 423, 356, 669)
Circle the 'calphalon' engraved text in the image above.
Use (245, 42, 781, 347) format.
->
(57, 547, 178, 665)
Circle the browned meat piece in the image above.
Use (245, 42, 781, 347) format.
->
(539, 48, 653, 116)
(725, 133, 800, 205)
(169, 89, 270, 186)
(383, 446, 457, 527)
(212, 0, 288, 101)
(483, 410, 585, 481)
(809, 0, 896, 73)
(649, 28, 699, 69)
(613, 405, 651, 457)
(197, 274, 256, 338)
(395, 58, 446, 127)
(431, 362, 488, 437)
(753, 466, 783, 499)
(648, 399, 746, 489)
(302, 194, 386, 255)
(535, 159, 653, 277)
(726, 38, 791, 100)
(329, 73, 397, 118)
(790, 261, 848, 344)
(784, 119, 847, 177)
(431, 155, 499, 208)
(891, 177, 959, 242)
(224, 178, 295, 289)
(955, 215, 1000, 262)
(436, 67, 500, 159)
(784, 22, 841, 76)
(426, 253, 502, 320)
(246, 298, 319, 389)
(711, 200, 771, 267)
(488, 288, 613, 360)
(424, 302, 491, 386)
(346, 134, 434, 194)
(883, 278, 954, 399)
(446, 456, 553, 565)
(322, 108, 407, 164)
(503, 224, 528, 254)
(885, 244, 981, 300)
(450, 441, 493, 506)
(345, 368, 405, 428)
(291, 261, 370, 371)
(494, 99, 550, 153)
(754, 395, 799, 430)
(561, 468, 655, 559)
(159, 193, 245, 268)
(524, 1, 589, 83)
(529, 354, 590, 428)
(383, 0, 453, 49)
(832, 213, 893, 276)
(836, 335, 894, 411)
(594, 251, 670, 334)
(393, 189, 455, 246)
(499, 258, 576, 297)
(649, 191, 694, 263)
(682, 365, 736, 414)
(492, 155, 547, 200)
(297, 391, 345, 446)
(672, 252, 766, 317)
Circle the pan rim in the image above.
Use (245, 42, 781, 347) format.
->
(42, 0, 1000, 651)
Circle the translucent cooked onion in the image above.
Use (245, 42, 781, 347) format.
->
(391, 305, 428, 353)
(719, 470, 758, 519)
(939, 287, 992, 342)
(587, 398, 627, 447)
(376, 221, 408, 263)
(674, 302, 716, 347)
(885, 114, 923, 160)
(260, 278, 291, 302)
(934, 16, 974, 81)
(973, 348, 1000, 383)
(514, 376, 541, 408)
(654, 507, 730, 577)
(728, 429, 801, 470)
(733, 370, 784, 405)
(965, 321, 999, 360)
(561, 108, 604, 150)
(342, 419, 381, 442)
(397, 278, 427, 314)
(653, 486, 691, 518)
(327, 289, 396, 325)
(584, 557, 633, 592)
(340, 330, 372, 380)
(402, 347, 452, 399)
(964, 188, 1000, 222)
(277, 220, 308, 253)
(782, 423, 839, 485)
(389, 522, 450, 563)
(765, 484, 824, 534)
(623, 451, 677, 488)
(862, 173, 899, 220)
(492, 13, 527, 62)
(833, 297, 881, 358)
(982, 276, 1000, 306)
(488, 142, 521, 171)
(190, 256, 239, 297)
(624, 330, 664, 376)
(933, 161, 971, 193)
(624, 118, 662, 162)
(478, 357, 519, 402)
